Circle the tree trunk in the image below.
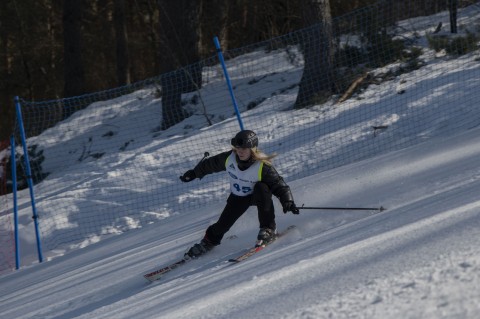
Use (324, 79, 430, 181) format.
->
(294, 0, 334, 109)
(157, 0, 202, 130)
(63, 0, 85, 115)
(448, 0, 458, 34)
(198, 0, 229, 56)
(114, 0, 130, 85)
(0, 2, 14, 140)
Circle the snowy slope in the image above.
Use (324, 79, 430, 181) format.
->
(0, 127, 479, 319)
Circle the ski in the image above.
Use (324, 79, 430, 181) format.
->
(143, 258, 189, 282)
(228, 225, 296, 263)
(143, 225, 296, 282)
(143, 248, 242, 282)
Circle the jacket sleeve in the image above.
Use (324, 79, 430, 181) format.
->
(261, 164, 294, 204)
(193, 150, 232, 179)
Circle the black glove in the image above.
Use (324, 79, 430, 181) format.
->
(282, 201, 299, 214)
(180, 170, 196, 182)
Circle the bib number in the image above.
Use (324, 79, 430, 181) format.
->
(233, 183, 252, 194)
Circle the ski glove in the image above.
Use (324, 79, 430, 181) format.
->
(282, 201, 300, 214)
(180, 170, 196, 182)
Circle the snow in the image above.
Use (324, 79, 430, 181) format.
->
(3, 129, 480, 319)
(1, 5, 480, 319)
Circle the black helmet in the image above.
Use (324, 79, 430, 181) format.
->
(231, 130, 258, 148)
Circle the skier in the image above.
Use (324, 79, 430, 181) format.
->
(180, 129, 299, 258)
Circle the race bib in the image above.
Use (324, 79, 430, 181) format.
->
(225, 153, 263, 196)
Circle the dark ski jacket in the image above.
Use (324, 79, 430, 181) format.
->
(193, 150, 294, 204)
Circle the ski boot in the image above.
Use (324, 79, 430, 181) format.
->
(256, 227, 277, 247)
(185, 237, 215, 259)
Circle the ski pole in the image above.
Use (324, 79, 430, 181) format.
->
(299, 205, 386, 212)
(179, 152, 210, 182)
(192, 152, 209, 168)
(199, 151, 209, 163)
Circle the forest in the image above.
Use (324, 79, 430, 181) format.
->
(0, 0, 457, 140)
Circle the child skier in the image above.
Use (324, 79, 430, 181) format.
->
(180, 129, 299, 258)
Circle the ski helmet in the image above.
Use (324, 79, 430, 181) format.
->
(231, 130, 258, 148)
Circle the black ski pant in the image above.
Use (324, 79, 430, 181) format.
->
(205, 182, 275, 245)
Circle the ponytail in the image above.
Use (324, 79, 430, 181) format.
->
(251, 147, 276, 165)
(232, 146, 277, 165)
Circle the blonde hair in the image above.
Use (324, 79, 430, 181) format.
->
(233, 147, 277, 165)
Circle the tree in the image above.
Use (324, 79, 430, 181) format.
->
(0, 1, 14, 139)
(294, 0, 334, 109)
(448, 0, 458, 34)
(114, 0, 130, 85)
(63, 0, 85, 113)
(157, 0, 202, 130)
(198, 0, 230, 56)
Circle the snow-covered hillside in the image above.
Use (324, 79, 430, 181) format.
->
(0, 125, 479, 319)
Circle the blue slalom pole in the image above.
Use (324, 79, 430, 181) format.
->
(14, 96, 43, 263)
(10, 135, 20, 269)
(213, 36, 244, 130)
